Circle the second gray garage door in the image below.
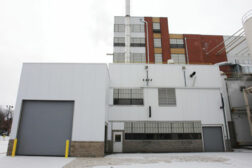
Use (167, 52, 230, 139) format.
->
(203, 127, 224, 152)
(16, 100, 74, 156)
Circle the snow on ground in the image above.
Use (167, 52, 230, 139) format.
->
(0, 137, 74, 168)
(0, 156, 74, 168)
(1, 137, 252, 168)
(64, 151, 252, 168)
(0, 136, 9, 156)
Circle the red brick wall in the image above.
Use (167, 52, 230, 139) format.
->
(160, 18, 171, 63)
(184, 34, 205, 64)
(144, 17, 154, 63)
(184, 34, 227, 64)
(200, 35, 227, 64)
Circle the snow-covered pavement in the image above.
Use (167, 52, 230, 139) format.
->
(0, 156, 74, 168)
(0, 151, 251, 168)
(64, 150, 252, 168)
(1, 135, 252, 168)
(0, 136, 9, 155)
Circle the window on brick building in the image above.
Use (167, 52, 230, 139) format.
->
(171, 54, 186, 64)
(155, 54, 163, 63)
(154, 38, 162, 48)
(170, 38, 184, 48)
(153, 23, 161, 33)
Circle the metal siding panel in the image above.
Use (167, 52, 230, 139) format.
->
(145, 121, 158, 133)
(16, 101, 74, 156)
(158, 122, 172, 133)
(124, 122, 132, 133)
(132, 122, 145, 133)
(203, 127, 225, 152)
(172, 122, 184, 133)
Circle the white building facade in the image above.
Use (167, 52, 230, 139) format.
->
(8, 63, 229, 157)
(106, 64, 229, 153)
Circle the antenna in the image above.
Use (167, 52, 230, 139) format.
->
(125, 0, 130, 16)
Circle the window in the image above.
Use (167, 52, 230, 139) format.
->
(130, 38, 145, 47)
(171, 54, 186, 64)
(114, 37, 125, 46)
(114, 24, 125, 32)
(155, 54, 163, 63)
(153, 23, 160, 29)
(154, 38, 162, 48)
(114, 88, 144, 105)
(158, 88, 176, 106)
(131, 24, 145, 32)
(125, 133, 202, 140)
(170, 38, 184, 48)
(115, 135, 121, 142)
(113, 53, 125, 63)
(130, 53, 146, 63)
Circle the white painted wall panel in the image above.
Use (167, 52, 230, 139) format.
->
(226, 80, 252, 108)
(114, 16, 125, 24)
(109, 88, 224, 125)
(114, 47, 146, 54)
(112, 122, 124, 130)
(10, 63, 109, 142)
(109, 64, 221, 88)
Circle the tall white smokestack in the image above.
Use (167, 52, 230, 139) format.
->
(126, 0, 130, 16)
(124, 0, 131, 63)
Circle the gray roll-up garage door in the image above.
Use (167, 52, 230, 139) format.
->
(16, 100, 74, 156)
(203, 127, 224, 152)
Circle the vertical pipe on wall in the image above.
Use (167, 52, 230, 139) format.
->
(220, 94, 230, 140)
(184, 37, 189, 64)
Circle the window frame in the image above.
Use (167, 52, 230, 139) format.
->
(113, 88, 144, 106)
(158, 88, 176, 106)
(154, 38, 162, 48)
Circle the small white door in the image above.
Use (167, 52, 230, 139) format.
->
(113, 132, 123, 153)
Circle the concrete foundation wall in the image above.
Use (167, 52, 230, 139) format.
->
(70, 141, 104, 157)
(7, 139, 14, 156)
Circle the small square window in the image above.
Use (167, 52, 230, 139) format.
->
(115, 135, 121, 142)
(153, 23, 160, 30)
(154, 38, 162, 48)
(158, 88, 176, 106)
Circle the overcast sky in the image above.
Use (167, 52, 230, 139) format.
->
(0, 0, 251, 105)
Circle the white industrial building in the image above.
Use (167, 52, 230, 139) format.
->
(7, 63, 230, 157)
(6, 1, 252, 158)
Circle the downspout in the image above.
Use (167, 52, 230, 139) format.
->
(220, 93, 230, 147)
(184, 37, 189, 64)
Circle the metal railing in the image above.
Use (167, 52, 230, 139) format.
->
(242, 9, 252, 24)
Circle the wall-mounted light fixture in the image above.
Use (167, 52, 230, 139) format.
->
(190, 71, 196, 78)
